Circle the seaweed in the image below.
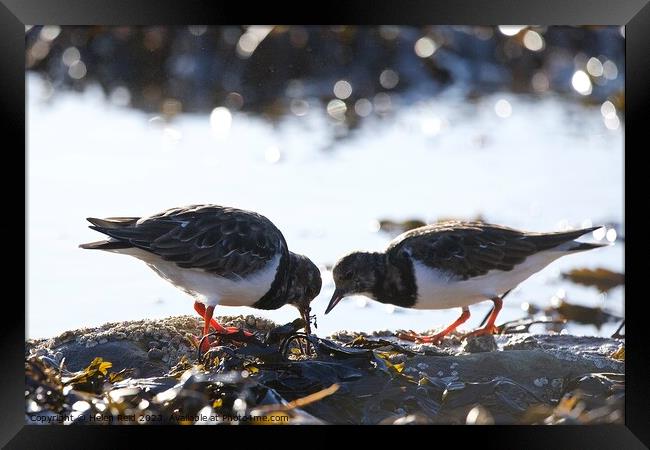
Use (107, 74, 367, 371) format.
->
(544, 300, 620, 328)
(561, 268, 624, 293)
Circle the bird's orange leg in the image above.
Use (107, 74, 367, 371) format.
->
(465, 297, 503, 337)
(192, 301, 255, 352)
(199, 304, 217, 353)
(398, 307, 470, 344)
(193, 301, 227, 333)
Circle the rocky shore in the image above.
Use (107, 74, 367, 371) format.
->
(26, 316, 624, 425)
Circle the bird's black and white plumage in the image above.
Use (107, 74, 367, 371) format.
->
(325, 222, 608, 341)
(80, 205, 322, 340)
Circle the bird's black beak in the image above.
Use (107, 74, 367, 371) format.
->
(325, 289, 345, 315)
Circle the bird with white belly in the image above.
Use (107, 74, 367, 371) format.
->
(325, 222, 607, 343)
(80, 204, 322, 352)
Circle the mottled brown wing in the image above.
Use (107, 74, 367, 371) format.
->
(89, 204, 286, 279)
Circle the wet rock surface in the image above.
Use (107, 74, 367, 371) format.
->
(26, 315, 274, 377)
(25, 316, 624, 425)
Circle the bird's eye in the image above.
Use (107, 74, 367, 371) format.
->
(344, 270, 354, 280)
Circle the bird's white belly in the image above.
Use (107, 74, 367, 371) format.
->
(111, 247, 280, 307)
(412, 250, 564, 309)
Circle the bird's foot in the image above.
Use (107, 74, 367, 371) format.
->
(192, 328, 256, 353)
(221, 326, 255, 337)
(464, 324, 500, 338)
(397, 330, 446, 344)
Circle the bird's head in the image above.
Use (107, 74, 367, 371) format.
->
(326, 251, 384, 314)
(286, 253, 322, 334)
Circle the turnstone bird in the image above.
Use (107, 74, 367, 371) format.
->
(80, 204, 322, 351)
(325, 222, 607, 343)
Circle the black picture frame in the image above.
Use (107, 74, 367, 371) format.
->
(3, 0, 647, 447)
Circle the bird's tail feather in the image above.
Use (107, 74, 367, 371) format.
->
(79, 239, 133, 250)
(559, 225, 611, 252)
(86, 217, 139, 229)
(532, 226, 609, 252)
(567, 241, 610, 252)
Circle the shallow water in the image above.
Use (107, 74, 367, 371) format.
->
(27, 75, 624, 339)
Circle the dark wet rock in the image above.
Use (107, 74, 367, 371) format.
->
(565, 372, 624, 400)
(60, 340, 167, 378)
(148, 348, 164, 361)
(499, 334, 624, 362)
(404, 348, 620, 396)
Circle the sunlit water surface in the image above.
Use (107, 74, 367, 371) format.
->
(27, 75, 624, 339)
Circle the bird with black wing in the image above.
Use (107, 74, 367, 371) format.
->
(326, 222, 608, 343)
(80, 204, 321, 352)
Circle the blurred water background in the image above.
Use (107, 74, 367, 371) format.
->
(26, 26, 624, 339)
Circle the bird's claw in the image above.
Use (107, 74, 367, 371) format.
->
(221, 326, 255, 337)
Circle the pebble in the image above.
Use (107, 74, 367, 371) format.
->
(98, 338, 108, 345)
(533, 377, 549, 387)
(85, 340, 98, 348)
(416, 363, 429, 370)
(466, 405, 494, 425)
(461, 334, 498, 353)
